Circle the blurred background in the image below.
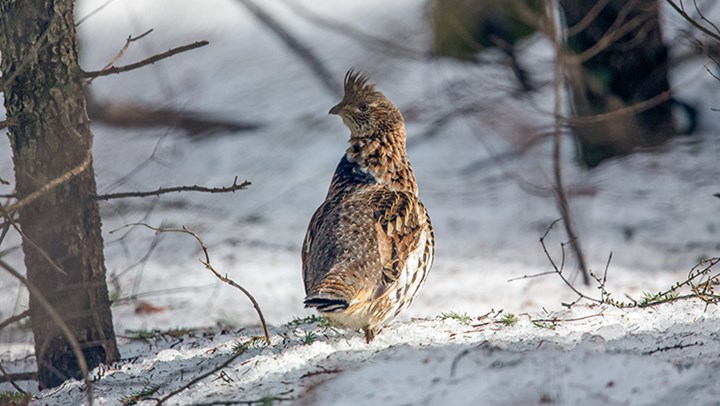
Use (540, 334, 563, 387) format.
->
(1, 0, 719, 349)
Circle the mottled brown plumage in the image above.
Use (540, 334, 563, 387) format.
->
(302, 69, 434, 342)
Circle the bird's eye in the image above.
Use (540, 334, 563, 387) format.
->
(358, 102, 369, 112)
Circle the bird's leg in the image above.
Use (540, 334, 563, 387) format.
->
(363, 327, 376, 343)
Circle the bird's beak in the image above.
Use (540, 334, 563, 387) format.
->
(328, 103, 342, 115)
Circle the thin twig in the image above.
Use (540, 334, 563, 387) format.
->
(111, 283, 215, 306)
(565, 0, 613, 36)
(539, 220, 600, 303)
(86, 96, 262, 135)
(237, 0, 341, 97)
(1, 212, 69, 276)
(190, 391, 294, 406)
(636, 257, 720, 308)
(156, 352, 244, 405)
(548, 1, 590, 286)
(282, 0, 427, 60)
(602, 252, 613, 286)
(0, 217, 11, 248)
(106, 30, 155, 69)
(82, 40, 209, 78)
(666, 0, 720, 43)
(449, 341, 492, 378)
(693, 0, 720, 36)
(507, 270, 557, 282)
(564, 90, 672, 125)
(705, 65, 720, 82)
(75, 0, 116, 26)
(0, 363, 28, 393)
(0, 309, 30, 331)
(94, 177, 250, 200)
(537, 218, 720, 308)
(531, 311, 605, 324)
(642, 340, 703, 355)
(0, 258, 93, 405)
(109, 223, 271, 344)
(85, 29, 154, 85)
(0, 370, 36, 384)
(565, 6, 651, 65)
(1, 150, 91, 216)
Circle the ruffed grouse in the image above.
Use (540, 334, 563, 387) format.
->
(302, 70, 434, 342)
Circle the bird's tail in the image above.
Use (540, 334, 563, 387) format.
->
(304, 296, 349, 313)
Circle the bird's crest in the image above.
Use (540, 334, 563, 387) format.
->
(343, 69, 376, 98)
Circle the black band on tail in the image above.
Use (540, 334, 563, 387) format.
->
(304, 297, 349, 312)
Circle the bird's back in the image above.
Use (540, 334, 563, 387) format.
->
(302, 180, 382, 304)
(302, 157, 434, 339)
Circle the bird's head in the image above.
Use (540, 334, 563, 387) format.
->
(329, 69, 403, 138)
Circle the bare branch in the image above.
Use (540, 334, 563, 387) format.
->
(237, 0, 341, 97)
(75, 0, 116, 26)
(0, 217, 11, 247)
(565, 0, 613, 36)
(0, 309, 30, 331)
(693, 0, 720, 35)
(154, 337, 273, 404)
(94, 177, 251, 201)
(109, 223, 271, 345)
(0, 120, 16, 130)
(508, 221, 584, 289)
(190, 393, 295, 406)
(539, 220, 720, 308)
(602, 252, 613, 286)
(0, 258, 93, 404)
(111, 284, 215, 306)
(666, 0, 720, 43)
(506, 270, 557, 282)
(566, 7, 652, 65)
(2, 213, 68, 276)
(705, 65, 720, 82)
(85, 29, 154, 85)
(548, 3, 591, 285)
(82, 40, 209, 79)
(156, 351, 244, 405)
(564, 90, 672, 125)
(86, 94, 262, 136)
(0, 369, 36, 385)
(531, 311, 605, 324)
(1, 149, 91, 216)
(282, 0, 427, 60)
(539, 220, 601, 304)
(0, 363, 29, 394)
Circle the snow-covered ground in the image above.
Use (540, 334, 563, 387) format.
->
(18, 303, 720, 405)
(1, 0, 719, 404)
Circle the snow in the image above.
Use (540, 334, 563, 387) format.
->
(1, 0, 719, 404)
(11, 303, 720, 405)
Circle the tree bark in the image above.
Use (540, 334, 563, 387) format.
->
(559, 0, 676, 167)
(0, 0, 119, 389)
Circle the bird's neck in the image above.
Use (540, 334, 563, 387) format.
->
(344, 127, 417, 193)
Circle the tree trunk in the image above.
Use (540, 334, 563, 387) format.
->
(559, 0, 676, 167)
(0, 0, 119, 389)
